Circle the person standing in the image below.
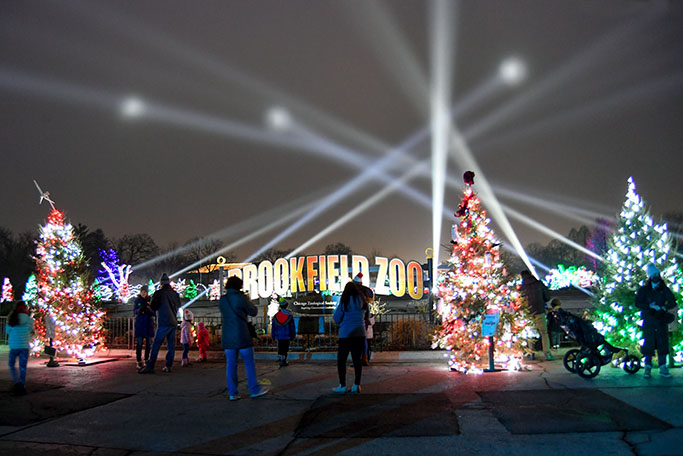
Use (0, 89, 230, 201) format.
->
(363, 312, 376, 366)
(133, 287, 155, 369)
(139, 273, 181, 374)
(219, 276, 267, 400)
(332, 281, 368, 394)
(196, 322, 210, 362)
(6, 301, 34, 395)
(180, 309, 195, 367)
(520, 270, 553, 360)
(635, 263, 676, 378)
(272, 298, 296, 367)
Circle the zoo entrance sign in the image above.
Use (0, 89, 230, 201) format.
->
(223, 255, 425, 300)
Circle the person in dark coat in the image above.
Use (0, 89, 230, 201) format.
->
(520, 270, 553, 360)
(133, 287, 155, 369)
(219, 276, 267, 400)
(635, 263, 676, 378)
(139, 273, 181, 374)
(546, 298, 563, 349)
(272, 298, 296, 367)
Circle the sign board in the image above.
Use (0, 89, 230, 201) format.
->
(481, 312, 500, 337)
(225, 254, 424, 300)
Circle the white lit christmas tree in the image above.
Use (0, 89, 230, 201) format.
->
(30, 208, 105, 359)
(433, 172, 535, 373)
(591, 177, 683, 361)
(22, 274, 38, 303)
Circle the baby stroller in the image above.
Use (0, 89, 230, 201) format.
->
(547, 308, 641, 378)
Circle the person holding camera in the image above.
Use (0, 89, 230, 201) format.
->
(219, 276, 267, 400)
(635, 263, 677, 378)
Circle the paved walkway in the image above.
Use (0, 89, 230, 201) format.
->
(0, 346, 681, 455)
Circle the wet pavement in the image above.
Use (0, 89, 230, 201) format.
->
(1, 346, 682, 455)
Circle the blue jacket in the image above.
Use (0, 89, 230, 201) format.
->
(150, 285, 181, 327)
(333, 295, 367, 338)
(219, 289, 258, 349)
(6, 313, 34, 349)
(272, 309, 296, 340)
(134, 295, 155, 338)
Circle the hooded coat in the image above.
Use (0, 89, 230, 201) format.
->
(219, 289, 258, 349)
(272, 308, 296, 340)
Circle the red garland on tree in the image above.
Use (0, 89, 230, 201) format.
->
(433, 172, 535, 373)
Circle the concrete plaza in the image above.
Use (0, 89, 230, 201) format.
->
(1, 347, 681, 455)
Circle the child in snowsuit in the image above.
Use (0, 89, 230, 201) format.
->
(6, 301, 34, 395)
(180, 309, 195, 367)
(196, 322, 210, 362)
(272, 298, 296, 367)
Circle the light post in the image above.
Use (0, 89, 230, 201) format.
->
(425, 248, 434, 325)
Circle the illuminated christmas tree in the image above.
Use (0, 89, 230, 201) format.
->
(1, 278, 14, 302)
(433, 172, 534, 373)
(22, 274, 38, 303)
(30, 209, 105, 359)
(591, 177, 683, 360)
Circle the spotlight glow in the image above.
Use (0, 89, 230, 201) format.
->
(121, 96, 145, 118)
(499, 57, 527, 86)
(265, 106, 292, 132)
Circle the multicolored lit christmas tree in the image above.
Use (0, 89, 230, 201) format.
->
(30, 208, 106, 359)
(433, 172, 535, 373)
(591, 177, 683, 361)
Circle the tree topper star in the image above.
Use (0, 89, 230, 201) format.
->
(33, 180, 56, 210)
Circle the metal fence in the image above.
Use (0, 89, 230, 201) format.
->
(101, 313, 435, 351)
(0, 316, 6, 344)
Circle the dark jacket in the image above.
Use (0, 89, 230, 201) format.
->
(133, 294, 155, 338)
(635, 279, 677, 333)
(521, 276, 550, 315)
(150, 284, 181, 327)
(272, 309, 296, 340)
(219, 289, 258, 349)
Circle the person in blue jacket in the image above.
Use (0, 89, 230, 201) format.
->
(332, 281, 368, 394)
(272, 298, 296, 367)
(219, 276, 268, 401)
(6, 301, 34, 395)
(133, 287, 155, 369)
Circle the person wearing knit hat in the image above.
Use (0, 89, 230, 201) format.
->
(180, 309, 195, 367)
(635, 263, 677, 378)
(139, 272, 181, 374)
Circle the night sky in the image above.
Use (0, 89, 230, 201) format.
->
(1, 1, 682, 265)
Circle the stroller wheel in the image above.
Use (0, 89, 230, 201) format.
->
(563, 349, 580, 373)
(622, 355, 641, 374)
(576, 352, 601, 379)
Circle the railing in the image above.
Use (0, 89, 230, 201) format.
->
(0, 316, 7, 344)
(101, 313, 435, 351)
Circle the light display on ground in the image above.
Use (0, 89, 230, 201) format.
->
(544, 264, 599, 290)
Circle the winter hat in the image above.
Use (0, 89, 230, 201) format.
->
(549, 298, 562, 309)
(14, 301, 29, 314)
(353, 273, 363, 283)
(645, 263, 660, 278)
(160, 273, 170, 285)
(278, 297, 288, 308)
(184, 309, 194, 321)
(198, 322, 205, 330)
